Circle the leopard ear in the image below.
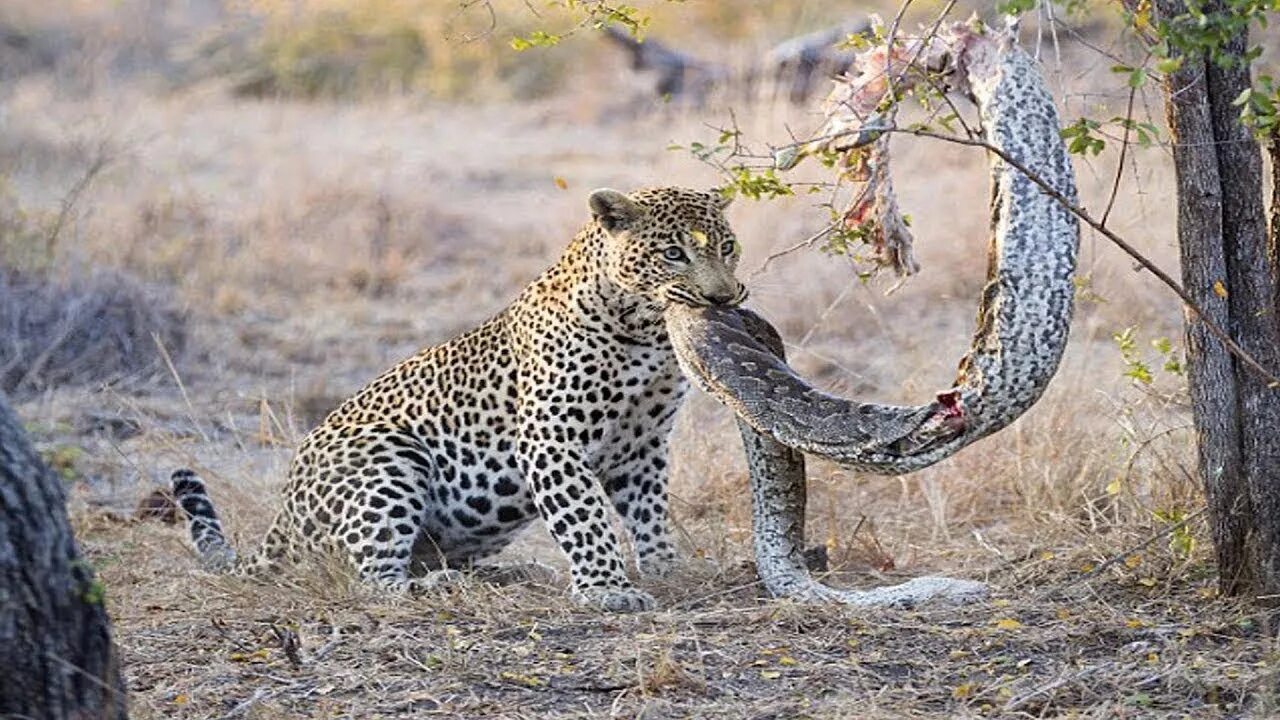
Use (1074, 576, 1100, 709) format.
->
(709, 189, 734, 210)
(589, 189, 643, 233)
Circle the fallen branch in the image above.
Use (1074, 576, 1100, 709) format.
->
(602, 25, 725, 101)
(603, 21, 869, 105)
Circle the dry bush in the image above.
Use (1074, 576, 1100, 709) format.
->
(90, 184, 470, 312)
(170, 0, 579, 101)
(234, 10, 427, 99)
(0, 139, 187, 398)
(0, 268, 187, 397)
(0, 22, 61, 81)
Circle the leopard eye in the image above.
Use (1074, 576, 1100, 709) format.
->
(662, 246, 688, 263)
(720, 239, 737, 257)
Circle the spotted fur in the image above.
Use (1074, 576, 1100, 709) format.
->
(173, 186, 746, 612)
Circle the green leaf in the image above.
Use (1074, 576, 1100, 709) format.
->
(839, 32, 871, 50)
(724, 167, 793, 201)
(996, 0, 1038, 15)
(1114, 327, 1137, 355)
(1124, 362, 1154, 385)
(1061, 118, 1106, 156)
(509, 31, 561, 51)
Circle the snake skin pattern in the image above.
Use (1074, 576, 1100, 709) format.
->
(666, 25, 1079, 605)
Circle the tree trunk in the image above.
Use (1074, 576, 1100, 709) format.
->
(1156, 0, 1280, 599)
(0, 394, 128, 718)
(1204, 12, 1280, 598)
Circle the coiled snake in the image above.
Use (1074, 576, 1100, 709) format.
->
(665, 23, 1079, 606)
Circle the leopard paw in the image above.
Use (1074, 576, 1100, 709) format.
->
(637, 551, 679, 579)
(573, 585, 656, 613)
(409, 569, 465, 593)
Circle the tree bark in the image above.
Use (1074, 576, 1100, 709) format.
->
(1203, 9, 1280, 598)
(1272, 136, 1280, 278)
(1156, 0, 1280, 599)
(0, 394, 128, 718)
(1156, 0, 1248, 593)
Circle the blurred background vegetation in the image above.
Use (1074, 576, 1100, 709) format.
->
(0, 0, 1002, 101)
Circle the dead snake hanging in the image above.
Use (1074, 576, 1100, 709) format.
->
(665, 21, 1079, 606)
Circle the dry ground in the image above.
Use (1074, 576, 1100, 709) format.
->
(5, 1, 1280, 717)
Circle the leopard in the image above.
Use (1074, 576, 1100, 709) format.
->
(171, 186, 747, 612)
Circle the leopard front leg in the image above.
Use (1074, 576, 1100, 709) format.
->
(602, 418, 679, 579)
(518, 408, 654, 613)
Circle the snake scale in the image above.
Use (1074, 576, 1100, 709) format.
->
(665, 23, 1080, 606)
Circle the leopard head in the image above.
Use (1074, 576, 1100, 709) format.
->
(588, 186, 748, 308)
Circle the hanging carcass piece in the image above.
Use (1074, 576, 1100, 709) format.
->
(665, 22, 1079, 605)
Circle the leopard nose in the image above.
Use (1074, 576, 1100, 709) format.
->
(703, 290, 738, 306)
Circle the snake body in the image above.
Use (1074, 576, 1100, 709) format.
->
(666, 25, 1079, 605)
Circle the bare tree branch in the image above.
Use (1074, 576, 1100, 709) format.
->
(1100, 81, 1139, 227)
(891, 124, 1280, 388)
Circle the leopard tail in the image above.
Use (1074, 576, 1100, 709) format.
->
(171, 469, 238, 572)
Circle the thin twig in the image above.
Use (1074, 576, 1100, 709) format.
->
(444, 0, 497, 43)
(798, 282, 855, 346)
(749, 224, 835, 280)
(1120, 423, 1193, 488)
(47, 143, 111, 258)
(880, 0, 916, 105)
(42, 648, 131, 706)
(1101, 82, 1139, 227)
(154, 332, 209, 443)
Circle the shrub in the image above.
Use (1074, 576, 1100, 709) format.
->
(201, 0, 574, 101)
(0, 269, 187, 397)
(234, 10, 427, 99)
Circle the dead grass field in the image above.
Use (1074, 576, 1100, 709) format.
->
(5, 1, 1279, 717)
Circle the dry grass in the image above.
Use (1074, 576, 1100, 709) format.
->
(7, 0, 1280, 717)
(80, 507, 1277, 718)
